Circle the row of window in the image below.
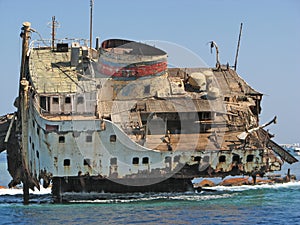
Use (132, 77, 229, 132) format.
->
(63, 157, 150, 167)
(58, 134, 117, 143)
(63, 159, 91, 166)
(31, 132, 255, 165)
(62, 154, 255, 167)
(50, 96, 84, 105)
(32, 120, 40, 135)
(33, 120, 116, 142)
(217, 154, 254, 163)
(132, 157, 149, 165)
(192, 154, 255, 163)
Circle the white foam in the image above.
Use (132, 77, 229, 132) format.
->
(1, 181, 299, 200)
(69, 192, 235, 203)
(208, 180, 300, 192)
(0, 186, 51, 196)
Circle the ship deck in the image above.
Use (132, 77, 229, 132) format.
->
(137, 131, 255, 151)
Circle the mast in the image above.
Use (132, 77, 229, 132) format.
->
(89, 0, 94, 49)
(51, 16, 56, 50)
(20, 22, 31, 80)
(19, 22, 31, 204)
(19, 21, 40, 204)
(234, 23, 243, 71)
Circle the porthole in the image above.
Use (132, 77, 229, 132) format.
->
(142, 157, 149, 164)
(164, 156, 171, 163)
(232, 155, 240, 163)
(194, 156, 201, 162)
(144, 85, 150, 94)
(65, 96, 71, 104)
(110, 157, 117, 165)
(247, 155, 254, 162)
(132, 157, 139, 165)
(59, 136, 65, 143)
(86, 135, 92, 142)
(64, 159, 70, 166)
(110, 134, 117, 142)
(84, 158, 91, 166)
(219, 155, 226, 163)
(52, 97, 59, 104)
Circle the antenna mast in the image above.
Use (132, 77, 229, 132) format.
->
(234, 23, 243, 71)
(51, 16, 56, 50)
(89, 0, 94, 48)
(49, 17, 60, 50)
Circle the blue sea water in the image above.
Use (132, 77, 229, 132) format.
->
(1, 154, 300, 225)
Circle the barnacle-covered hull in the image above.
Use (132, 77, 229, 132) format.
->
(3, 22, 297, 203)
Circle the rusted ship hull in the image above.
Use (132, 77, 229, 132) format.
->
(1, 21, 297, 203)
(52, 177, 193, 202)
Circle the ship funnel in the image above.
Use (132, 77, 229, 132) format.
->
(98, 39, 167, 79)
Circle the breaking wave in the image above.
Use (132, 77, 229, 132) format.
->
(0, 186, 51, 196)
(208, 180, 300, 192)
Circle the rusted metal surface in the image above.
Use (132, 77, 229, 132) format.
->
(0, 114, 14, 153)
(2, 22, 297, 203)
(259, 129, 298, 164)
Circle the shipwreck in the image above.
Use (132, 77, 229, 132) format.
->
(0, 18, 297, 203)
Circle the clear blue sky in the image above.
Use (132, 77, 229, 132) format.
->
(0, 0, 299, 144)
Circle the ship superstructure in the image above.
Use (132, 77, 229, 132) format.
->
(1, 21, 297, 203)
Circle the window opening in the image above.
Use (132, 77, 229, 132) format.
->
(132, 157, 139, 165)
(144, 85, 150, 94)
(164, 156, 171, 163)
(84, 158, 91, 166)
(142, 157, 149, 164)
(110, 158, 117, 165)
(194, 156, 201, 162)
(64, 159, 71, 166)
(59, 136, 65, 143)
(219, 155, 226, 163)
(52, 97, 59, 104)
(46, 124, 59, 131)
(247, 155, 254, 162)
(65, 96, 71, 104)
(110, 134, 117, 142)
(232, 155, 240, 163)
(86, 135, 92, 142)
(40, 96, 47, 111)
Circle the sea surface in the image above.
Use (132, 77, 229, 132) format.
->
(1, 153, 300, 225)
